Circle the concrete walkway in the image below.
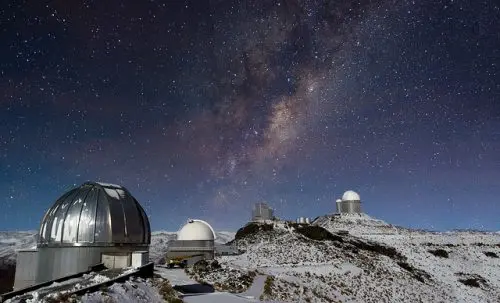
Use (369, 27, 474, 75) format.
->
(155, 267, 196, 286)
(183, 292, 256, 303)
(154, 267, 258, 302)
(240, 274, 267, 300)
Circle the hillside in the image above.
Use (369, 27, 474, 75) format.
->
(314, 214, 500, 303)
(0, 230, 235, 296)
(2, 221, 499, 302)
(215, 220, 500, 303)
(313, 213, 402, 235)
(0, 231, 38, 264)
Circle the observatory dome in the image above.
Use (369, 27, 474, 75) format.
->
(342, 190, 360, 201)
(38, 182, 151, 246)
(177, 219, 216, 241)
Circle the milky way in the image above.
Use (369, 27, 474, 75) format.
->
(1, 0, 499, 231)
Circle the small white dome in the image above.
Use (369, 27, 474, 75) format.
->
(336, 199, 342, 203)
(342, 190, 360, 201)
(177, 219, 216, 241)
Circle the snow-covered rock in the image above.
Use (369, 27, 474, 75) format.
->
(81, 278, 172, 303)
(186, 260, 256, 293)
(2, 218, 499, 302)
(313, 213, 401, 235)
(218, 220, 500, 303)
(315, 214, 500, 303)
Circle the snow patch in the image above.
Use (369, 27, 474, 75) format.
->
(91, 274, 110, 284)
(104, 188, 121, 200)
(96, 182, 123, 188)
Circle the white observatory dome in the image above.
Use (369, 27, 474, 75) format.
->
(177, 219, 216, 241)
(342, 190, 360, 201)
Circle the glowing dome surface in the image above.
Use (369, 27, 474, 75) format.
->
(38, 182, 151, 246)
(177, 219, 216, 241)
(342, 190, 360, 201)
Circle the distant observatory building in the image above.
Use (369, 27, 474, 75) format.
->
(296, 217, 311, 224)
(336, 190, 362, 214)
(167, 219, 216, 262)
(251, 202, 274, 222)
(14, 182, 151, 290)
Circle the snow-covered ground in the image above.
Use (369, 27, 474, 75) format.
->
(155, 267, 263, 302)
(82, 278, 166, 303)
(217, 219, 500, 303)
(4, 268, 130, 303)
(315, 214, 500, 303)
(5, 262, 266, 303)
(0, 229, 238, 302)
(1, 217, 499, 302)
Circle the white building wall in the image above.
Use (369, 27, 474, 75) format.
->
(101, 253, 131, 269)
(35, 245, 148, 284)
(132, 251, 149, 268)
(338, 200, 362, 214)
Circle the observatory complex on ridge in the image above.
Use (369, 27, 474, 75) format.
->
(9, 180, 366, 295)
(251, 202, 274, 222)
(336, 190, 362, 215)
(11, 181, 222, 293)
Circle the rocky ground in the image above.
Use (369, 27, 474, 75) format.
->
(185, 259, 257, 293)
(213, 219, 500, 303)
(1, 217, 499, 302)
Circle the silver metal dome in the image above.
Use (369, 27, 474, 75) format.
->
(38, 182, 151, 247)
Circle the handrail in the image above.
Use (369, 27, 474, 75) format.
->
(0, 263, 106, 302)
(64, 262, 154, 297)
(0, 263, 154, 303)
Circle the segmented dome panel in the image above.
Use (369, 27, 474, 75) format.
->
(38, 182, 150, 246)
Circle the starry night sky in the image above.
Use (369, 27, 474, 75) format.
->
(1, 0, 499, 232)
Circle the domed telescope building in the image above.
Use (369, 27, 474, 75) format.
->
(336, 190, 362, 215)
(166, 219, 216, 265)
(251, 202, 274, 222)
(14, 182, 151, 290)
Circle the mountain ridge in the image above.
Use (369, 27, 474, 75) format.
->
(1, 220, 500, 302)
(214, 220, 500, 302)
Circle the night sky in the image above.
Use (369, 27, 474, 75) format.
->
(1, 0, 499, 232)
